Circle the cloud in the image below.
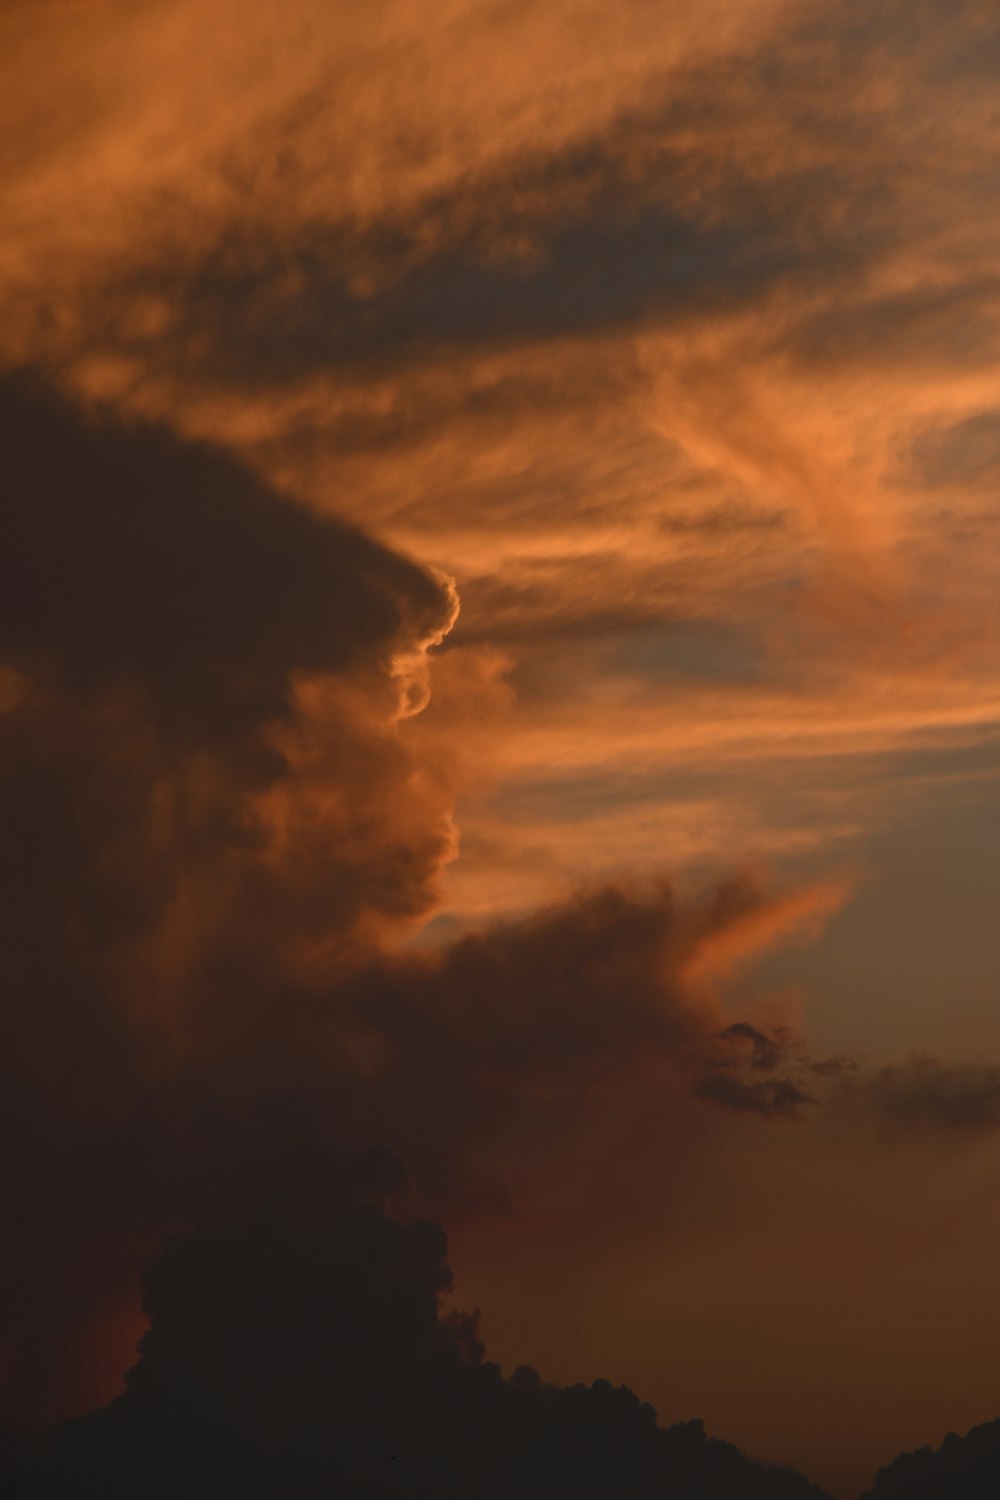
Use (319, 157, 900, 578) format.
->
(0, 373, 458, 1425)
(0, 0, 791, 371)
(845, 1056, 1000, 1134)
(907, 408, 1000, 491)
(7, 0, 997, 948)
(0, 377, 839, 1423)
(8, 4, 1000, 1487)
(301, 875, 841, 1200)
(693, 1072, 814, 1122)
(8, 0, 989, 424)
(1, 369, 990, 1475)
(1, 1147, 832, 1499)
(863, 1417, 1000, 1499)
(0, 371, 450, 739)
(94, 144, 819, 391)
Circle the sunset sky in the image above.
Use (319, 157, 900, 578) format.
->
(4, 2, 1000, 1496)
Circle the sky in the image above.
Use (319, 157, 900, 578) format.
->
(4, 2, 1000, 1496)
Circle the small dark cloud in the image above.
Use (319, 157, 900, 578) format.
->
(718, 1022, 789, 1072)
(853, 1057, 1000, 1133)
(0, 374, 455, 1427)
(808, 1055, 859, 1080)
(694, 1072, 815, 1122)
(693, 1021, 817, 1121)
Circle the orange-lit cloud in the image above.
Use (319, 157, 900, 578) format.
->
(7, 4, 1000, 1494)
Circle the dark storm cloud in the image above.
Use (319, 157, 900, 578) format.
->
(2, 1147, 832, 1499)
(0, 365, 456, 1061)
(0, 373, 456, 1425)
(0, 370, 454, 984)
(0, 375, 822, 1433)
(2, 370, 991, 1447)
(6, 1, 1000, 1491)
(0, 371, 446, 742)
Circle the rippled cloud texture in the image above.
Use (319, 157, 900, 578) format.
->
(5, 3, 1000, 1495)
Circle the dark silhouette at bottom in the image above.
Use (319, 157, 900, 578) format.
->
(863, 1418, 1000, 1500)
(1, 1147, 831, 1498)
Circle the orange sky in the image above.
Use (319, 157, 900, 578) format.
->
(5, 2, 1000, 1494)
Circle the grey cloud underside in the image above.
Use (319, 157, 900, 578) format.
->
(81, 78, 896, 389)
(5, 0, 995, 418)
(60, 0, 1000, 397)
(120, 205, 808, 386)
(849, 1059, 1000, 1132)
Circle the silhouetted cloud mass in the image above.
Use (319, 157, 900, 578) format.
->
(0, 374, 819, 1432)
(4, 370, 998, 1495)
(1, 1147, 832, 1499)
(862, 1419, 1000, 1499)
(0, 372, 457, 1426)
